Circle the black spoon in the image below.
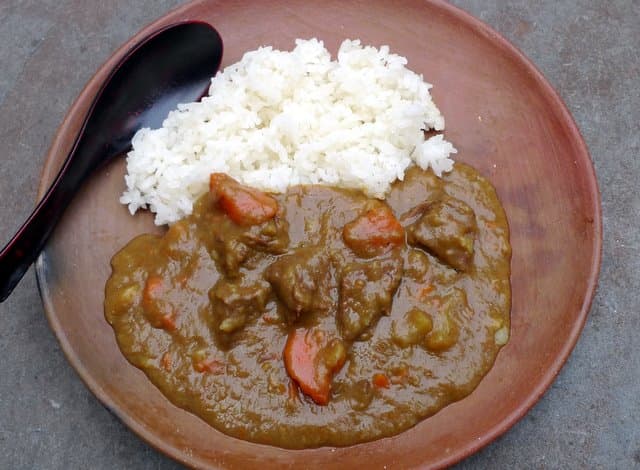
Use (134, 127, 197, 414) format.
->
(0, 22, 223, 302)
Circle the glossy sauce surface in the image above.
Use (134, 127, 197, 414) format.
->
(104, 163, 511, 448)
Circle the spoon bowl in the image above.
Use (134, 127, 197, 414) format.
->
(0, 21, 223, 301)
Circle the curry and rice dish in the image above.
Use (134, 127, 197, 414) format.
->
(104, 39, 511, 448)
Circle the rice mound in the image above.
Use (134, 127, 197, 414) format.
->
(120, 38, 457, 225)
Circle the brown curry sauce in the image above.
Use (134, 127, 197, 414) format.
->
(105, 163, 511, 448)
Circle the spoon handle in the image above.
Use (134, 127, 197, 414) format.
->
(0, 22, 223, 303)
(0, 137, 99, 302)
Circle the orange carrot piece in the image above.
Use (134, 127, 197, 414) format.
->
(194, 357, 224, 374)
(262, 313, 280, 325)
(372, 373, 390, 389)
(419, 284, 435, 299)
(343, 206, 404, 257)
(141, 276, 177, 330)
(160, 313, 177, 331)
(209, 173, 278, 226)
(142, 276, 164, 307)
(283, 328, 346, 406)
(485, 220, 498, 229)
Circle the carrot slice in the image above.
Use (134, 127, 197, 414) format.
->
(141, 275, 178, 330)
(193, 356, 224, 374)
(343, 205, 404, 257)
(418, 284, 435, 299)
(160, 313, 177, 331)
(209, 173, 278, 226)
(142, 276, 164, 308)
(283, 328, 346, 405)
(372, 373, 390, 389)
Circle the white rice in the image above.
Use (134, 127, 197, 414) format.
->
(120, 38, 456, 225)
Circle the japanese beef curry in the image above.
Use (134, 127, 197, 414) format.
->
(104, 163, 511, 448)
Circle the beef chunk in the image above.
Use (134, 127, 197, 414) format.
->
(407, 197, 477, 272)
(338, 253, 403, 340)
(209, 216, 289, 277)
(265, 246, 332, 323)
(209, 277, 271, 334)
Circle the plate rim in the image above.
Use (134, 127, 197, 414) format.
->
(34, 0, 603, 468)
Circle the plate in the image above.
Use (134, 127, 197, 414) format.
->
(35, 0, 601, 468)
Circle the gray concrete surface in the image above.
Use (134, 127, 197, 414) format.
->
(0, 0, 637, 468)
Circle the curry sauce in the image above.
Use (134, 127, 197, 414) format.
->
(104, 163, 511, 448)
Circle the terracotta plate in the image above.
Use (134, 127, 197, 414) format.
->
(35, 0, 602, 468)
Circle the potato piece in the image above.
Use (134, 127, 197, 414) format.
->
(392, 308, 434, 348)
